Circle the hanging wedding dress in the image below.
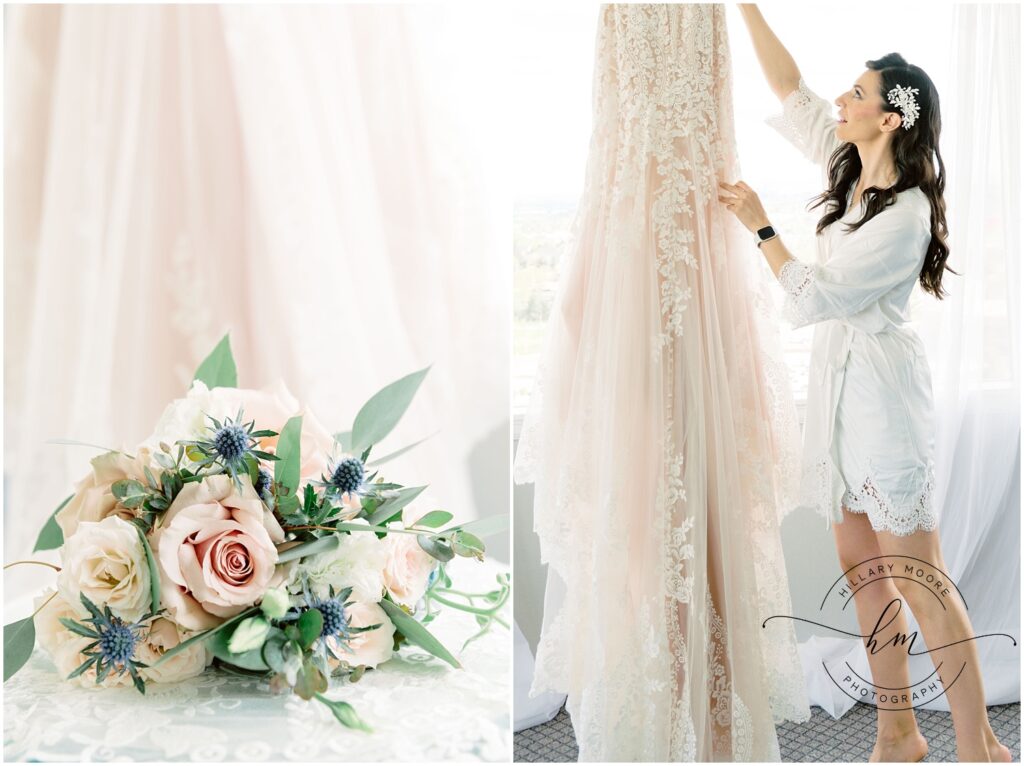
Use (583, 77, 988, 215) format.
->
(514, 5, 810, 760)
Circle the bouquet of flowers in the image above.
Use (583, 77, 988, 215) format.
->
(4, 336, 508, 731)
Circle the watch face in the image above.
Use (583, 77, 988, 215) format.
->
(757, 225, 775, 240)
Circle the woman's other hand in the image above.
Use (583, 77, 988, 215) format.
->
(718, 181, 771, 233)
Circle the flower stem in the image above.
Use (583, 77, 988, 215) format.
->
(30, 591, 58, 619)
(3, 560, 61, 572)
(284, 523, 420, 537)
(428, 591, 510, 622)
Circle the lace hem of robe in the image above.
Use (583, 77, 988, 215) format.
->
(842, 461, 938, 536)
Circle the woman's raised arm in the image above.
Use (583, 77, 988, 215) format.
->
(737, 5, 802, 102)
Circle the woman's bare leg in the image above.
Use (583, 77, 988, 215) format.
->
(874, 526, 1011, 762)
(834, 507, 929, 762)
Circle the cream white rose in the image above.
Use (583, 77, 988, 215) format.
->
(136, 618, 210, 684)
(33, 590, 132, 688)
(57, 516, 152, 622)
(382, 533, 437, 608)
(287, 522, 387, 604)
(330, 601, 396, 669)
(56, 449, 157, 539)
(154, 475, 284, 631)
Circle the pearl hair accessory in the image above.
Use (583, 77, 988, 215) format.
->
(887, 83, 921, 130)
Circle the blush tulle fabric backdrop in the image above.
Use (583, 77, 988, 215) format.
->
(4, 4, 510, 566)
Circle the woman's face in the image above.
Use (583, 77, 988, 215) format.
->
(834, 69, 902, 142)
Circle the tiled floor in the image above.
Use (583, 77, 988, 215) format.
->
(514, 703, 1022, 762)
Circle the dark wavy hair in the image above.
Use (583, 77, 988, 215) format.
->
(809, 53, 953, 298)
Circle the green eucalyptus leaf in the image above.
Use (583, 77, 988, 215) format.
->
(294, 660, 328, 701)
(297, 609, 324, 651)
(276, 493, 301, 516)
(274, 416, 303, 495)
(34, 495, 72, 552)
(244, 454, 261, 486)
(111, 479, 148, 509)
(262, 634, 287, 673)
(315, 694, 373, 733)
(350, 367, 430, 453)
(152, 608, 258, 666)
(3, 617, 35, 682)
(192, 333, 237, 389)
(276, 534, 341, 564)
(450, 530, 486, 561)
(333, 431, 352, 452)
(444, 514, 509, 540)
(416, 534, 456, 562)
(366, 485, 427, 527)
(379, 599, 460, 669)
(366, 434, 436, 468)
(135, 526, 161, 613)
(211, 622, 272, 671)
(411, 510, 453, 528)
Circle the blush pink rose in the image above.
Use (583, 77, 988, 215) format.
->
(154, 475, 285, 630)
(382, 533, 437, 608)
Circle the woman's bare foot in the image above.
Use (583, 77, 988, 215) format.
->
(986, 730, 1012, 762)
(958, 725, 1013, 762)
(870, 728, 929, 763)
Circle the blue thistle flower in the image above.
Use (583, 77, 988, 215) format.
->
(98, 620, 138, 665)
(288, 583, 382, 669)
(58, 594, 157, 694)
(177, 409, 279, 491)
(315, 598, 349, 638)
(328, 456, 365, 497)
(254, 467, 273, 499)
(213, 424, 249, 462)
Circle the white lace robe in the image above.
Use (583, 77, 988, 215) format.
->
(766, 79, 938, 536)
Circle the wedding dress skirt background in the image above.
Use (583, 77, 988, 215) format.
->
(4, 6, 509, 564)
(514, 5, 810, 760)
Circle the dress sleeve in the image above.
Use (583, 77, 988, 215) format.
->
(765, 78, 842, 168)
(777, 206, 930, 329)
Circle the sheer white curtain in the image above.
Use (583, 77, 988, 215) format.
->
(802, 3, 1021, 716)
(4, 6, 509, 568)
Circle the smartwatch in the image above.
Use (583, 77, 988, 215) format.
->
(755, 224, 777, 248)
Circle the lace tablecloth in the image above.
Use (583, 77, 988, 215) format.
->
(4, 559, 511, 762)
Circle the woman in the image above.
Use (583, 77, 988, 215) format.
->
(720, 5, 1012, 763)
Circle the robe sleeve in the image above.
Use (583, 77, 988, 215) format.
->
(777, 206, 930, 329)
(765, 78, 843, 169)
